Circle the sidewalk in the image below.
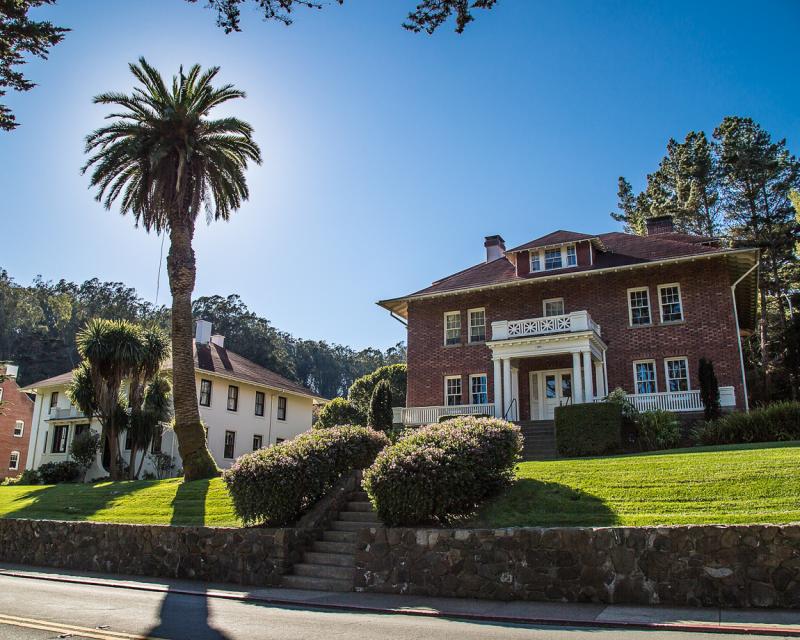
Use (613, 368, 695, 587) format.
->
(1, 563, 798, 637)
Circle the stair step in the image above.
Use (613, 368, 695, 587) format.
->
(350, 491, 370, 501)
(330, 520, 373, 532)
(294, 563, 354, 581)
(338, 511, 379, 523)
(303, 551, 354, 567)
(313, 540, 356, 554)
(282, 574, 353, 592)
(346, 501, 374, 512)
(322, 530, 357, 543)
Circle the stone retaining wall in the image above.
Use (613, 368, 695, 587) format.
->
(354, 525, 800, 608)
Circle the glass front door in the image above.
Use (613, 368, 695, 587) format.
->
(536, 370, 572, 419)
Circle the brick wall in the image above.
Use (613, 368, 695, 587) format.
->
(0, 374, 34, 479)
(406, 258, 745, 414)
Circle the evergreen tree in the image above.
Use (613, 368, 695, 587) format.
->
(698, 358, 721, 421)
(610, 177, 649, 235)
(368, 379, 393, 432)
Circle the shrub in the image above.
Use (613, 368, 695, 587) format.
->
(699, 358, 721, 421)
(315, 397, 365, 429)
(363, 416, 522, 526)
(368, 379, 393, 431)
(438, 413, 491, 422)
(223, 425, 389, 526)
(693, 401, 800, 445)
(69, 431, 100, 479)
(38, 461, 81, 484)
(2, 469, 40, 486)
(636, 409, 681, 451)
(555, 403, 622, 456)
(348, 364, 407, 413)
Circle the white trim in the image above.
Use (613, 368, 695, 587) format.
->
(542, 297, 565, 317)
(657, 283, 684, 323)
(444, 375, 462, 406)
(9, 451, 19, 471)
(627, 286, 652, 327)
(467, 307, 486, 343)
(13, 420, 24, 438)
(469, 373, 488, 405)
(199, 378, 213, 407)
(664, 356, 690, 392)
(226, 384, 239, 412)
(731, 261, 760, 412)
(633, 359, 658, 394)
(444, 310, 461, 346)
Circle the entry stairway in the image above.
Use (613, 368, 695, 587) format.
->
(516, 420, 557, 460)
(282, 489, 378, 592)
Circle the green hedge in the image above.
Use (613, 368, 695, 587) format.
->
(223, 426, 389, 526)
(315, 397, 365, 429)
(555, 403, 622, 457)
(38, 461, 81, 484)
(694, 402, 800, 445)
(363, 416, 522, 526)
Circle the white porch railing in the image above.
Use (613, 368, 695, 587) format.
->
(396, 403, 497, 426)
(48, 406, 86, 420)
(491, 310, 601, 341)
(609, 386, 736, 413)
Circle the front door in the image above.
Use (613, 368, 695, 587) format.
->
(530, 369, 572, 420)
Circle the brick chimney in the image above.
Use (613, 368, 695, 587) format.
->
(484, 235, 506, 262)
(646, 215, 675, 235)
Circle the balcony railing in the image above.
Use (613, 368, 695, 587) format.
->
(491, 310, 601, 341)
(395, 403, 497, 426)
(48, 406, 86, 420)
(598, 386, 736, 413)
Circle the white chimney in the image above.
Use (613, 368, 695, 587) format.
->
(1, 364, 18, 379)
(484, 235, 506, 263)
(210, 334, 225, 348)
(195, 319, 212, 345)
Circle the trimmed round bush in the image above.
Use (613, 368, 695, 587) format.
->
(694, 401, 800, 445)
(315, 397, 365, 429)
(363, 416, 522, 526)
(223, 425, 389, 526)
(38, 461, 81, 484)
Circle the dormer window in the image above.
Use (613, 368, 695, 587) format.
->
(544, 248, 562, 270)
(528, 243, 579, 274)
(566, 244, 577, 266)
(530, 253, 541, 272)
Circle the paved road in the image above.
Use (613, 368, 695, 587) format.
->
(0, 573, 787, 640)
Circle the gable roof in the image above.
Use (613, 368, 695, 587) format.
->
(23, 343, 325, 401)
(506, 230, 600, 253)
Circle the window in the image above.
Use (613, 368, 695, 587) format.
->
(470, 374, 487, 405)
(530, 253, 541, 272)
(628, 287, 652, 326)
(544, 248, 562, 270)
(444, 311, 461, 346)
(49, 391, 59, 409)
(199, 379, 212, 407)
(224, 430, 236, 459)
(275, 438, 285, 445)
(227, 385, 239, 412)
(634, 361, 657, 394)
(75, 424, 90, 439)
(0, 388, 3, 403)
(665, 357, 690, 392)
(51, 424, 69, 453)
(151, 424, 163, 454)
(468, 308, 486, 343)
(277, 396, 287, 421)
(543, 298, 565, 317)
(9, 451, 19, 471)
(445, 376, 462, 406)
(253, 434, 263, 450)
(124, 430, 132, 450)
(13, 420, 23, 437)
(658, 284, 684, 323)
(255, 391, 265, 417)
(566, 244, 577, 266)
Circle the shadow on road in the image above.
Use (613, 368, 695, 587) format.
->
(145, 586, 232, 640)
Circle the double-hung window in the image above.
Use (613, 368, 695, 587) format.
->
(253, 434, 263, 450)
(277, 396, 287, 421)
(151, 425, 163, 454)
(445, 376, 462, 406)
(634, 361, 657, 394)
(13, 420, 23, 437)
(224, 430, 236, 459)
(199, 379, 212, 406)
(9, 451, 19, 471)
(628, 287, 652, 326)
(444, 311, 461, 345)
(52, 424, 69, 453)
(470, 374, 488, 405)
(49, 391, 59, 410)
(468, 308, 486, 343)
(255, 391, 265, 416)
(566, 244, 577, 266)
(227, 385, 239, 412)
(665, 357, 689, 392)
(543, 298, 564, 317)
(658, 284, 684, 323)
(544, 248, 562, 270)
(530, 253, 541, 272)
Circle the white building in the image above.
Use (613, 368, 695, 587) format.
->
(23, 320, 325, 480)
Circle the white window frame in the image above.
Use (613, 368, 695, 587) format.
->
(542, 298, 565, 317)
(444, 311, 461, 346)
(664, 357, 690, 392)
(469, 374, 488, 405)
(632, 359, 658, 394)
(627, 287, 652, 327)
(468, 308, 486, 343)
(566, 244, 577, 266)
(253, 434, 263, 451)
(254, 390, 265, 417)
(49, 391, 58, 409)
(9, 451, 19, 471)
(658, 283, 684, 323)
(530, 252, 541, 272)
(199, 379, 212, 407)
(444, 375, 462, 406)
(223, 430, 236, 459)
(277, 396, 287, 421)
(227, 385, 239, 412)
(13, 420, 23, 438)
(529, 244, 578, 273)
(544, 247, 563, 270)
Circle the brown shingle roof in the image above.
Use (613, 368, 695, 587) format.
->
(506, 230, 598, 253)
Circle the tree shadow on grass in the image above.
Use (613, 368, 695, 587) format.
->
(469, 479, 619, 529)
(170, 478, 210, 527)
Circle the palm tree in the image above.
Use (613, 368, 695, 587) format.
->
(83, 58, 262, 480)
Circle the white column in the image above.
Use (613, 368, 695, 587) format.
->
(572, 352, 584, 404)
(583, 350, 594, 402)
(511, 367, 520, 421)
(594, 360, 605, 398)
(493, 358, 503, 418)
(502, 358, 513, 419)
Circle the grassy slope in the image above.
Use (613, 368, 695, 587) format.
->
(471, 441, 800, 528)
(0, 477, 239, 527)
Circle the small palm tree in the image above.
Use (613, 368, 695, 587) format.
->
(83, 58, 262, 480)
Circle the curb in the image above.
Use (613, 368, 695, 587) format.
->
(1, 569, 799, 637)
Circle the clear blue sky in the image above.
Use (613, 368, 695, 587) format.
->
(2, 0, 798, 350)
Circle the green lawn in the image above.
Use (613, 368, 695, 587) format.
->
(470, 441, 800, 528)
(0, 477, 240, 527)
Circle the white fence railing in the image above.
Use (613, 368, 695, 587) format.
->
(396, 403, 497, 426)
(48, 406, 86, 420)
(491, 310, 600, 341)
(622, 386, 736, 413)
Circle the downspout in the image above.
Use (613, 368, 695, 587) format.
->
(731, 261, 759, 413)
(389, 311, 408, 327)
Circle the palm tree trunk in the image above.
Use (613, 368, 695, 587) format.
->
(168, 220, 218, 481)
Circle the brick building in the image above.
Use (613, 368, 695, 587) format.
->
(379, 216, 758, 425)
(0, 364, 34, 479)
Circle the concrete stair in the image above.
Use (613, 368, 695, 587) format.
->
(281, 490, 380, 592)
(517, 420, 558, 460)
